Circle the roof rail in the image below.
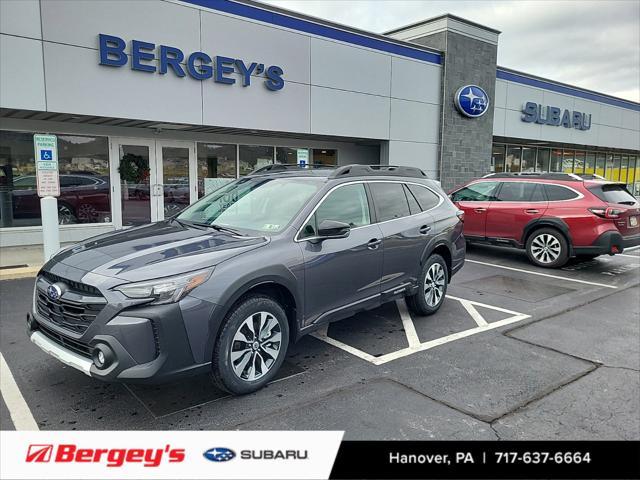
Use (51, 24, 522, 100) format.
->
(329, 164, 429, 179)
(250, 163, 335, 175)
(482, 172, 584, 182)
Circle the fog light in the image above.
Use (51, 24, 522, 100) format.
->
(92, 344, 114, 369)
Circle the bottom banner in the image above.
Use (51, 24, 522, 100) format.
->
(330, 441, 640, 479)
(0, 431, 343, 479)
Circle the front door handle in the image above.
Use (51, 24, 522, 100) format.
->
(419, 225, 431, 235)
(525, 209, 539, 214)
(367, 238, 382, 250)
(474, 207, 487, 213)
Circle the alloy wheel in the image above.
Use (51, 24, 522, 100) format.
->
(57, 205, 76, 225)
(530, 233, 561, 264)
(230, 311, 282, 381)
(424, 262, 445, 307)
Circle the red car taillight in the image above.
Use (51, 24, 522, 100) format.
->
(588, 207, 624, 219)
(456, 210, 465, 223)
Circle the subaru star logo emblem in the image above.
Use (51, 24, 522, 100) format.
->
(454, 85, 490, 118)
(203, 447, 236, 462)
(47, 284, 62, 301)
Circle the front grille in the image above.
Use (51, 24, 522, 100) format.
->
(36, 273, 106, 334)
(36, 293, 104, 334)
(38, 323, 93, 358)
(41, 271, 101, 296)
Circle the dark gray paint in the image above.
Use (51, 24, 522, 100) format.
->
(28, 171, 464, 384)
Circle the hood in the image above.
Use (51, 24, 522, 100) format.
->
(47, 220, 269, 282)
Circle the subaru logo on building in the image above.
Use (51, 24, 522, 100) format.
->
(47, 284, 63, 301)
(203, 447, 236, 462)
(454, 85, 490, 118)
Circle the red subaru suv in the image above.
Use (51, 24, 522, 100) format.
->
(449, 173, 640, 268)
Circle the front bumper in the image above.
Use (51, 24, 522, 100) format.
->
(28, 273, 219, 383)
(573, 230, 640, 256)
(30, 330, 92, 376)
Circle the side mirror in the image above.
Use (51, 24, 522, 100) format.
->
(317, 219, 351, 239)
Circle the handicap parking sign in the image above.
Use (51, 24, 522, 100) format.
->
(40, 150, 53, 161)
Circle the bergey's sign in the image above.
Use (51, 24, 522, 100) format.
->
(522, 102, 591, 130)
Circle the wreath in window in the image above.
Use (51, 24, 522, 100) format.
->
(118, 153, 150, 183)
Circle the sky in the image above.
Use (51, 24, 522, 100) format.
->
(262, 0, 640, 103)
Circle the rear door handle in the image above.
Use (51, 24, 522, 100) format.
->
(419, 225, 431, 235)
(367, 238, 382, 250)
(525, 209, 539, 214)
(474, 207, 487, 213)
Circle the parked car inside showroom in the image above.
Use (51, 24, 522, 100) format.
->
(27, 164, 466, 394)
(449, 172, 640, 268)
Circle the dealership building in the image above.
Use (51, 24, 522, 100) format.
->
(1, 0, 639, 250)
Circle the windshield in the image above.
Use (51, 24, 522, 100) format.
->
(177, 177, 324, 234)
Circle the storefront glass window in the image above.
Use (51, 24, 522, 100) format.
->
(562, 150, 574, 173)
(608, 154, 621, 181)
(491, 144, 505, 173)
(535, 148, 550, 172)
(276, 147, 311, 166)
(312, 149, 337, 166)
(521, 147, 535, 172)
(604, 153, 614, 180)
(585, 152, 596, 175)
(0, 131, 110, 228)
(550, 149, 563, 172)
(596, 153, 606, 177)
(620, 155, 629, 184)
(505, 146, 521, 172)
(197, 143, 237, 198)
(628, 156, 636, 186)
(573, 151, 585, 175)
(239, 145, 274, 176)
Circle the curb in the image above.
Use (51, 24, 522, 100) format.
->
(0, 266, 41, 281)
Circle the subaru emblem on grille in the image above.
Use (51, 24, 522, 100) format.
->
(47, 284, 63, 301)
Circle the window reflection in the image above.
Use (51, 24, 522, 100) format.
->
(0, 131, 110, 227)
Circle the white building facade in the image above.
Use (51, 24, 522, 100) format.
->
(0, 0, 638, 249)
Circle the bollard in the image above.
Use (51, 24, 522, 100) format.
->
(40, 196, 60, 261)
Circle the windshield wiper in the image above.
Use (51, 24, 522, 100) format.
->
(210, 223, 243, 236)
(176, 218, 244, 236)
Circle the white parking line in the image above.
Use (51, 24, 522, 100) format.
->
(0, 352, 39, 431)
(466, 259, 617, 289)
(395, 299, 421, 348)
(312, 295, 530, 366)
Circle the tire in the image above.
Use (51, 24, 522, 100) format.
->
(525, 228, 569, 268)
(211, 295, 289, 395)
(406, 253, 448, 316)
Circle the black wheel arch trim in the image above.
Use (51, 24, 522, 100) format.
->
(203, 272, 302, 362)
(522, 217, 573, 251)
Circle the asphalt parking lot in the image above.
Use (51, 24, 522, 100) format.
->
(1, 245, 639, 440)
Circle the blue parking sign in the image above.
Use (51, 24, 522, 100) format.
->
(40, 150, 53, 161)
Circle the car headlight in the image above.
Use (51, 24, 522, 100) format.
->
(114, 268, 214, 305)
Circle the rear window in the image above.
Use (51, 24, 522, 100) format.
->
(588, 184, 638, 205)
(407, 184, 440, 211)
(369, 182, 410, 221)
(545, 184, 580, 201)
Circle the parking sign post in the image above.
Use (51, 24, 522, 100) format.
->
(33, 134, 60, 261)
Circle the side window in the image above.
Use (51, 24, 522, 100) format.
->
(369, 182, 410, 222)
(545, 184, 580, 201)
(496, 182, 541, 202)
(300, 183, 371, 239)
(451, 182, 498, 202)
(407, 184, 440, 211)
(403, 184, 422, 215)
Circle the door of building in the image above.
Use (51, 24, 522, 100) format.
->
(111, 139, 196, 228)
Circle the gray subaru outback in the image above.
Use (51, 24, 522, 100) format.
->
(27, 165, 465, 394)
